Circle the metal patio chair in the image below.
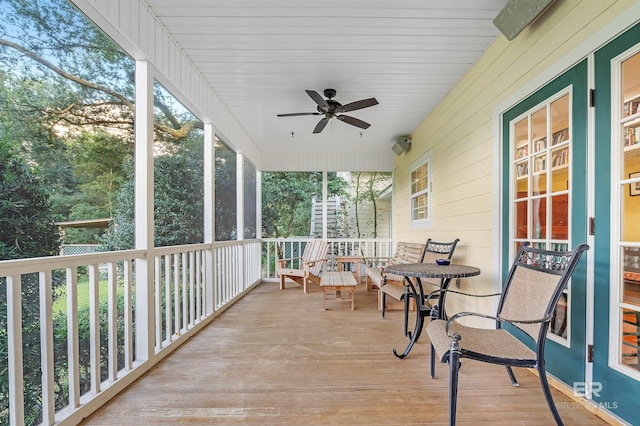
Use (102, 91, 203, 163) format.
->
(426, 242, 589, 426)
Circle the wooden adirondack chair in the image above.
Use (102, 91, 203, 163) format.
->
(277, 240, 329, 293)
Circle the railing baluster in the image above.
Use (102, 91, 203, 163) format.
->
(154, 256, 162, 351)
(196, 250, 202, 320)
(124, 259, 133, 370)
(39, 270, 55, 425)
(66, 267, 80, 409)
(165, 254, 171, 342)
(108, 261, 117, 381)
(7, 274, 25, 426)
(189, 251, 195, 326)
(173, 253, 180, 336)
(88, 264, 101, 393)
(182, 252, 188, 332)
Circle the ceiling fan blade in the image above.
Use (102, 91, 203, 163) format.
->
(313, 117, 329, 134)
(337, 115, 371, 129)
(337, 98, 378, 113)
(277, 112, 322, 117)
(305, 90, 329, 112)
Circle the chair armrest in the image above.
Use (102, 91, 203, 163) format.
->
(302, 258, 328, 267)
(424, 288, 502, 309)
(364, 256, 393, 267)
(445, 311, 552, 338)
(275, 257, 302, 268)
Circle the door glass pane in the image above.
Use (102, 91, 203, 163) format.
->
(531, 197, 547, 240)
(551, 194, 569, 240)
(621, 308, 639, 371)
(617, 51, 640, 372)
(514, 118, 529, 200)
(622, 52, 640, 176)
(515, 200, 528, 239)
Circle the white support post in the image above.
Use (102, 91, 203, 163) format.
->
(204, 123, 216, 315)
(256, 171, 262, 240)
(134, 59, 155, 360)
(322, 171, 328, 240)
(237, 153, 244, 241)
(7, 275, 25, 425)
(237, 153, 246, 289)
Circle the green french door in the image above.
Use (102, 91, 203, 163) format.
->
(501, 59, 589, 387)
(592, 22, 640, 424)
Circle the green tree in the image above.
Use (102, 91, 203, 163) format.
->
(101, 136, 205, 250)
(353, 172, 392, 239)
(0, 134, 61, 425)
(261, 172, 348, 238)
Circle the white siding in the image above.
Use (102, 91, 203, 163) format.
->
(392, 0, 640, 316)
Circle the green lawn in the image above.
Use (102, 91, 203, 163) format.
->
(53, 276, 122, 313)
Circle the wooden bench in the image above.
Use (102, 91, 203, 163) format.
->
(364, 242, 425, 309)
(367, 239, 459, 322)
(320, 271, 358, 310)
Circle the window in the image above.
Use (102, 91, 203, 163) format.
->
(511, 90, 572, 342)
(410, 151, 432, 226)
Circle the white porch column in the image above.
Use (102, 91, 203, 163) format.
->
(322, 171, 328, 239)
(256, 171, 262, 239)
(237, 153, 245, 241)
(204, 124, 215, 314)
(134, 60, 155, 360)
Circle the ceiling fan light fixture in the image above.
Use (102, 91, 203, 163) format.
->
(277, 89, 378, 134)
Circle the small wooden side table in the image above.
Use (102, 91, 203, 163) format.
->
(320, 271, 358, 310)
(335, 255, 362, 283)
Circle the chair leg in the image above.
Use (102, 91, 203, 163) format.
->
(381, 291, 387, 318)
(505, 366, 519, 386)
(430, 343, 436, 379)
(403, 287, 410, 337)
(448, 333, 462, 426)
(429, 308, 439, 379)
(538, 365, 564, 426)
(280, 274, 285, 290)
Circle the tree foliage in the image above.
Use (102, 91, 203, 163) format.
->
(261, 172, 348, 238)
(0, 1, 207, 423)
(0, 132, 61, 425)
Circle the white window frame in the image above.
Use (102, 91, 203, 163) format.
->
(409, 150, 432, 228)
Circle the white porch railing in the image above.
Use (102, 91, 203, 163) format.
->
(1, 237, 387, 425)
(261, 238, 394, 278)
(0, 239, 261, 426)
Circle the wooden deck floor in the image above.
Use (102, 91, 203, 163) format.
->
(82, 281, 609, 425)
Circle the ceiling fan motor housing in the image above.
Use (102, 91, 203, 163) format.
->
(323, 88, 337, 99)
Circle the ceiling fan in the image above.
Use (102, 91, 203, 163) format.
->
(277, 89, 379, 134)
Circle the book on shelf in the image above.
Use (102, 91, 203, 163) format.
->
(533, 137, 547, 152)
(516, 162, 528, 178)
(625, 127, 640, 147)
(551, 147, 569, 168)
(552, 128, 568, 146)
(516, 145, 528, 159)
(624, 99, 640, 117)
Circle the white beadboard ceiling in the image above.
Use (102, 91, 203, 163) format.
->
(143, 0, 508, 165)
